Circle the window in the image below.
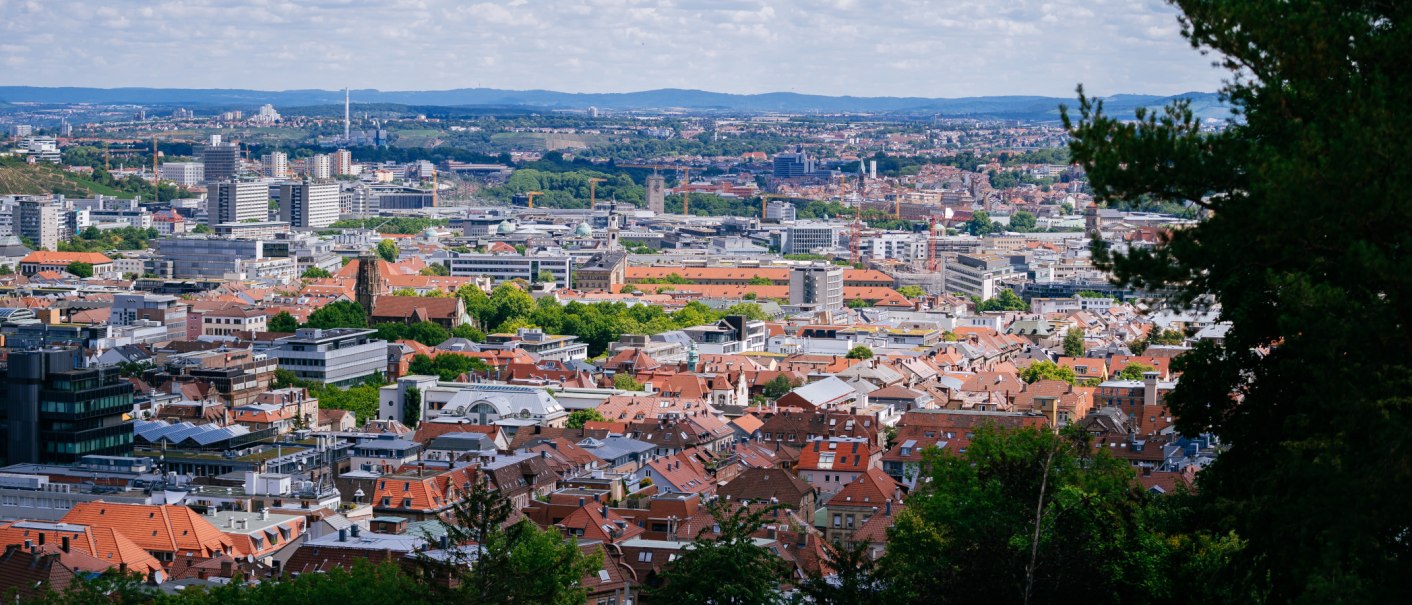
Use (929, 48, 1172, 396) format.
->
(637, 552, 652, 562)
(832, 514, 841, 528)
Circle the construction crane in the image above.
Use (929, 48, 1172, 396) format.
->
(524, 191, 543, 209)
(587, 178, 607, 207)
(678, 167, 691, 216)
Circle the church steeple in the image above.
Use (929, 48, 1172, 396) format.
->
(355, 251, 386, 314)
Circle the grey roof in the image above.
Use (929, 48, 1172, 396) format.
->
(787, 376, 856, 405)
(577, 435, 654, 462)
(134, 420, 251, 446)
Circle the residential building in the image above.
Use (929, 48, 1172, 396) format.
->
(307, 154, 331, 180)
(572, 251, 627, 292)
(205, 181, 267, 226)
(332, 149, 353, 175)
(16, 197, 63, 252)
(1, 349, 134, 465)
(789, 263, 844, 310)
(269, 328, 387, 387)
(278, 182, 340, 229)
(200, 305, 268, 337)
(261, 152, 288, 178)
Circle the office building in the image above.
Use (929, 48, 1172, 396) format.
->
(278, 182, 340, 229)
(110, 294, 188, 342)
(789, 263, 844, 311)
(332, 149, 353, 176)
(782, 223, 839, 255)
(261, 152, 289, 178)
(8, 124, 32, 137)
(376, 189, 436, 210)
(16, 197, 64, 251)
(152, 237, 295, 282)
(307, 154, 331, 180)
(773, 146, 816, 179)
(1, 349, 134, 465)
(213, 221, 290, 240)
(945, 253, 1018, 301)
(645, 174, 666, 213)
(160, 162, 204, 186)
(765, 199, 797, 223)
(199, 140, 239, 183)
(863, 233, 926, 262)
(270, 328, 388, 387)
(206, 181, 268, 226)
(443, 252, 575, 287)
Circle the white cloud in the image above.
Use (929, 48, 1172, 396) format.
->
(0, 0, 1225, 97)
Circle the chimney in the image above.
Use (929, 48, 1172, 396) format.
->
(350, 525, 361, 538)
(261, 509, 269, 520)
(338, 528, 348, 542)
(1143, 372, 1159, 408)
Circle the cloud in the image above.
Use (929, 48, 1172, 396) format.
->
(0, 0, 1224, 97)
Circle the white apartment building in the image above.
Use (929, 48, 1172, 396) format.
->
(278, 182, 340, 229)
(261, 152, 289, 178)
(206, 181, 269, 226)
(161, 162, 205, 187)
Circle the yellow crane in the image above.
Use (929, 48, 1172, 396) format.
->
(587, 178, 607, 207)
(525, 190, 543, 209)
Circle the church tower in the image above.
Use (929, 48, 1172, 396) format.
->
(355, 252, 386, 314)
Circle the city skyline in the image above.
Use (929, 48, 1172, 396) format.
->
(1, 0, 1226, 98)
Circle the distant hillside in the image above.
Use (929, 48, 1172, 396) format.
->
(0, 86, 1228, 120)
(0, 160, 131, 198)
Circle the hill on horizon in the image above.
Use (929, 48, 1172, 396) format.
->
(0, 86, 1228, 120)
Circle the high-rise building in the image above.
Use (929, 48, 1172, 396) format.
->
(200, 140, 240, 183)
(944, 253, 1017, 301)
(8, 124, 33, 137)
(332, 149, 353, 176)
(645, 174, 666, 213)
(279, 182, 340, 229)
(206, 181, 268, 226)
(765, 199, 797, 223)
(1, 349, 134, 465)
(262, 152, 289, 178)
(772, 146, 816, 179)
(16, 197, 63, 251)
(110, 294, 188, 342)
(308, 154, 331, 180)
(789, 264, 844, 311)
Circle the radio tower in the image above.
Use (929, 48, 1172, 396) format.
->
(344, 88, 351, 141)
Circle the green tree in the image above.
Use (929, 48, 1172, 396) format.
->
(305, 300, 367, 329)
(192, 223, 214, 234)
(846, 345, 874, 360)
(268, 311, 299, 333)
(1062, 327, 1086, 358)
(403, 386, 421, 427)
(977, 289, 1028, 312)
(302, 266, 333, 279)
(1116, 362, 1156, 381)
(420, 263, 449, 276)
(760, 375, 799, 399)
(565, 408, 606, 429)
(416, 478, 598, 605)
(1008, 210, 1038, 232)
(375, 238, 399, 262)
(65, 261, 93, 278)
(896, 285, 926, 298)
(613, 372, 644, 391)
(451, 323, 485, 342)
(747, 275, 774, 286)
(796, 540, 887, 605)
(964, 210, 998, 236)
(846, 298, 871, 309)
(535, 269, 557, 284)
(650, 501, 790, 604)
(1063, 1, 1412, 599)
(881, 426, 1171, 604)
(1019, 360, 1075, 384)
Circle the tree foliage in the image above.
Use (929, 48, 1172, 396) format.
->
(1063, 1, 1412, 599)
(846, 345, 874, 359)
(302, 266, 333, 279)
(305, 300, 367, 329)
(65, 261, 93, 278)
(1062, 327, 1086, 358)
(1019, 360, 1075, 385)
(976, 288, 1028, 312)
(268, 311, 299, 333)
(407, 353, 488, 381)
(375, 238, 399, 262)
(650, 501, 790, 604)
(565, 408, 606, 429)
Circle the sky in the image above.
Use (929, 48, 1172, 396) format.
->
(0, 0, 1226, 98)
